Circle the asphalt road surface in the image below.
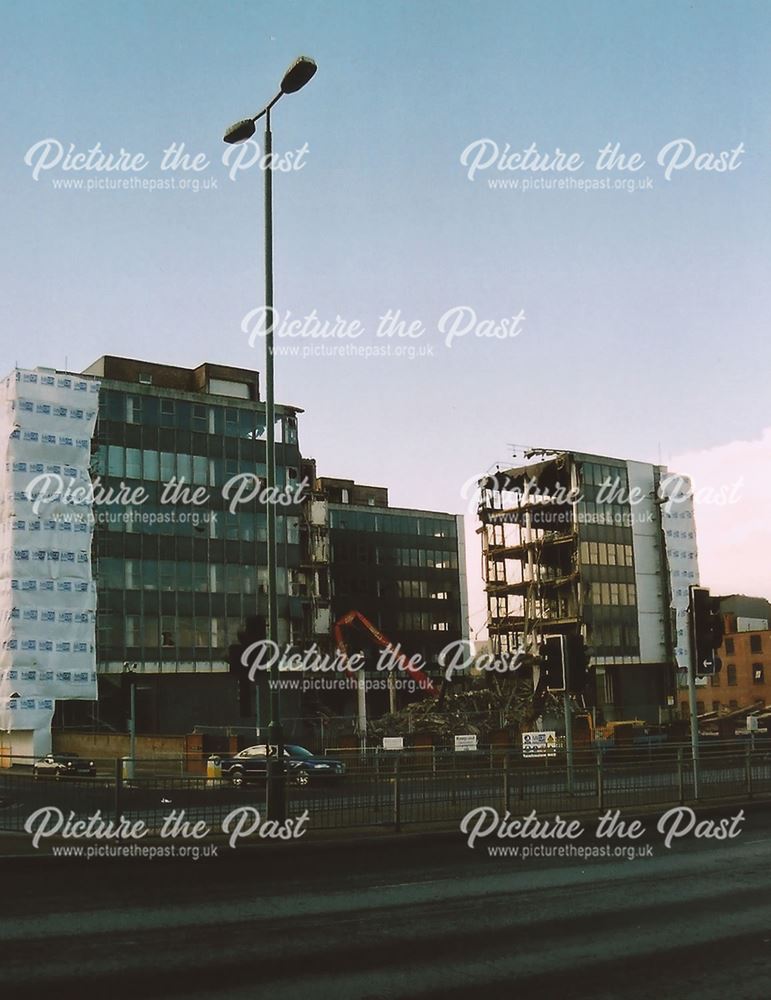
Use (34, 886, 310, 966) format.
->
(2, 801, 771, 999)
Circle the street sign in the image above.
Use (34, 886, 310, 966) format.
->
(522, 731, 557, 758)
(382, 737, 404, 751)
(454, 734, 478, 753)
(748, 716, 759, 732)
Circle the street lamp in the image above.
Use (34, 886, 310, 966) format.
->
(223, 55, 316, 822)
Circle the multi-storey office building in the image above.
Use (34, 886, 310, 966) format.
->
(478, 450, 699, 722)
(79, 355, 306, 733)
(320, 478, 469, 677)
(51, 359, 469, 734)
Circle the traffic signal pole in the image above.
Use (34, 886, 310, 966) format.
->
(686, 639, 700, 800)
(563, 685, 574, 794)
(688, 585, 702, 800)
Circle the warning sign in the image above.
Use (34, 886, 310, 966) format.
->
(522, 731, 557, 758)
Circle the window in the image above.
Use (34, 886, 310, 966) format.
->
(192, 404, 207, 431)
(107, 446, 124, 477)
(145, 561, 160, 590)
(727, 664, 737, 686)
(143, 450, 159, 480)
(160, 399, 175, 427)
(177, 453, 192, 482)
(750, 634, 762, 653)
(712, 701, 720, 713)
(160, 452, 175, 481)
(696, 701, 705, 715)
(193, 455, 207, 485)
(753, 663, 764, 685)
(725, 637, 734, 654)
(729, 700, 738, 710)
(125, 615, 141, 646)
(192, 563, 208, 593)
(194, 619, 209, 648)
(126, 396, 142, 424)
(710, 672, 720, 687)
(125, 448, 141, 479)
(159, 561, 175, 591)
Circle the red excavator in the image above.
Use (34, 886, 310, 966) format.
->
(333, 610, 436, 696)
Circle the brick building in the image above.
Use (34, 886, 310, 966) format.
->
(682, 594, 771, 717)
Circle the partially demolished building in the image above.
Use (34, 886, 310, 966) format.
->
(478, 450, 699, 722)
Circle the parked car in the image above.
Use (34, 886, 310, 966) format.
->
(33, 753, 97, 780)
(218, 744, 345, 788)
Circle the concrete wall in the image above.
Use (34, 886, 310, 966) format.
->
(0, 728, 52, 765)
(53, 731, 187, 760)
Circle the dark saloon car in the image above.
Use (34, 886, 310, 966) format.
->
(33, 753, 97, 780)
(218, 744, 345, 787)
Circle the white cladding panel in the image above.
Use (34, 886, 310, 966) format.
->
(627, 461, 668, 663)
(0, 369, 99, 733)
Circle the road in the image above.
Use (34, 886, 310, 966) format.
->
(1, 803, 771, 998)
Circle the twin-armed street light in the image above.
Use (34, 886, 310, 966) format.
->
(223, 56, 317, 822)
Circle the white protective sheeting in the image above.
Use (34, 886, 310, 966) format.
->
(659, 474, 700, 673)
(0, 368, 99, 732)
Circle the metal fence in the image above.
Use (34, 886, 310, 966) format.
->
(1, 741, 770, 836)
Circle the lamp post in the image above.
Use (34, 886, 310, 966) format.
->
(122, 661, 138, 780)
(224, 56, 317, 821)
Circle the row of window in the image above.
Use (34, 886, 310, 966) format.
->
(584, 581, 637, 607)
(579, 541, 634, 568)
(586, 622, 639, 652)
(396, 612, 453, 632)
(104, 392, 299, 444)
(332, 577, 453, 601)
(724, 635, 764, 654)
(580, 463, 628, 489)
(396, 581, 449, 600)
(99, 509, 300, 543)
(98, 558, 289, 595)
(330, 509, 456, 538)
(709, 663, 765, 686)
(389, 548, 458, 570)
(97, 445, 296, 491)
(332, 541, 457, 569)
(103, 614, 291, 650)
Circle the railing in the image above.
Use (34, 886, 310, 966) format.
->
(1, 742, 769, 836)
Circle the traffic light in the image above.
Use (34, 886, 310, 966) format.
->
(228, 614, 266, 716)
(539, 635, 566, 691)
(690, 586, 724, 676)
(565, 633, 591, 693)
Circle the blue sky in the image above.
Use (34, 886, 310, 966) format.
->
(3, 0, 770, 618)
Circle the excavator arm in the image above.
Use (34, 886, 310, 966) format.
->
(333, 610, 436, 695)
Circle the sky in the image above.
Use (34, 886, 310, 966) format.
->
(2, 0, 770, 633)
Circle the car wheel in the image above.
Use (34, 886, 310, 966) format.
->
(295, 769, 310, 788)
(230, 768, 245, 788)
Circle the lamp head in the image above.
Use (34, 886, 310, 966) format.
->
(280, 56, 317, 94)
(223, 118, 256, 144)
